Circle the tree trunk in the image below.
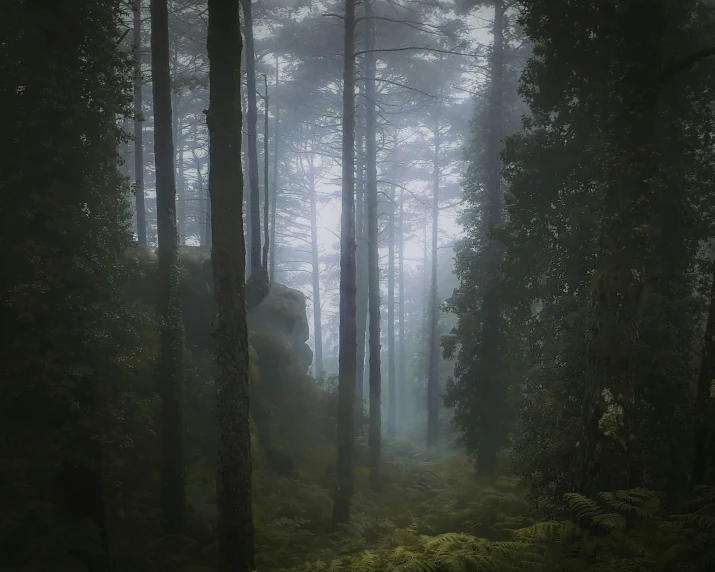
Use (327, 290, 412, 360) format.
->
(422, 215, 428, 319)
(196, 154, 207, 247)
(691, 256, 715, 487)
(207, 0, 255, 569)
(309, 156, 325, 380)
(262, 75, 270, 270)
(332, 0, 357, 527)
(133, 0, 147, 245)
(150, 0, 185, 533)
(177, 117, 185, 244)
(355, 79, 368, 434)
(474, 0, 506, 478)
(579, 6, 664, 497)
(270, 56, 280, 281)
(171, 45, 185, 244)
(387, 182, 396, 438)
(426, 114, 440, 448)
(241, 0, 262, 272)
(241, 90, 251, 273)
(54, 442, 108, 564)
(120, 121, 130, 178)
(398, 186, 406, 427)
(365, 14, 382, 488)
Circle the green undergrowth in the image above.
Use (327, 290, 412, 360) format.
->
(284, 485, 715, 572)
(250, 444, 533, 571)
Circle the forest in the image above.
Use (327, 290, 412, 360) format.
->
(3, 0, 715, 571)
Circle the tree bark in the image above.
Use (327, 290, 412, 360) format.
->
(473, 0, 505, 478)
(332, 0, 357, 527)
(355, 79, 368, 433)
(133, 0, 147, 245)
(309, 156, 325, 379)
(177, 117, 185, 244)
(365, 12, 382, 488)
(207, 0, 255, 569)
(691, 256, 715, 487)
(426, 113, 440, 448)
(242, 89, 251, 273)
(579, 4, 663, 497)
(387, 182, 396, 438)
(195, 153, 207, 247)
(262, 75, 270, 270)
(398, 186, 406, 427)
(171, 45, 185, 244)
(270, 58, 280, 281)
(150, 0, 186, 533)
(241, 0, 262, 272)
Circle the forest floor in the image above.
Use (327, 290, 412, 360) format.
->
(187, 440, 535, 571)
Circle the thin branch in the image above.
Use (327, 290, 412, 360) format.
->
(354, 45, 474, 58)
(360, 76, 436, 98)
(116, 28, 131, 46)
(657, 46, 715, 84)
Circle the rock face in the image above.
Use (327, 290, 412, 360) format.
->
(130, 247, 313, 374)
(248, 282, 313, 374)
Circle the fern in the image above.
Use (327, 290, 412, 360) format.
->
(591, 512, 627, 532)
(513, 521, 581, 542)
(564, 493, 601, 521)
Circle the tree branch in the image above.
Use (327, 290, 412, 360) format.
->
(360, 76, 436, 97)
(354, 45, 474, 58)
(658, 46, 715, 84)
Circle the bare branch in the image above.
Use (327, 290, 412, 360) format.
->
(354, 45, 474, 58)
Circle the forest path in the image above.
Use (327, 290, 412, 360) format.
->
(247, 441, 534, 570)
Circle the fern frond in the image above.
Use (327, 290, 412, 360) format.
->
(673, 513, 715, 532)
(591, 512, 627, 531)
(563, 493, 601, 521)
(513, 521, 581, 542)
(690, 485, 715, 505)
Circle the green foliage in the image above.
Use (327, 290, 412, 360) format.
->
(286, 486, 715, 572)
(488, 0, 715, 502)
(443, 7, 529, 478)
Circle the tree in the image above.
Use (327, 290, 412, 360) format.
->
(444, 0, 513, 474)
(207, 0, 255, 569)
(387, 179, 396, 438)
(262, 74, 270, 270)
(150, 0, 185, 532)
(1, 0, 134, 563)
(332, 0, 358, 527)
(356, 81, 369, 429)
(496, 0, 715, 503)
(270, 57, 281, 281)
(426, 105, 441, 448)
(363, 0, 383, 489)
(133, 0, 147, 245)
(241, 0, 262, 272)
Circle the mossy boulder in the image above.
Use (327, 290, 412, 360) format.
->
(248, 282, 313, 374)
(128, 245, 312, 375)
(126, 245, 326, 477)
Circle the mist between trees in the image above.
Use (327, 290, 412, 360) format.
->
(4, 0, 715, 571)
